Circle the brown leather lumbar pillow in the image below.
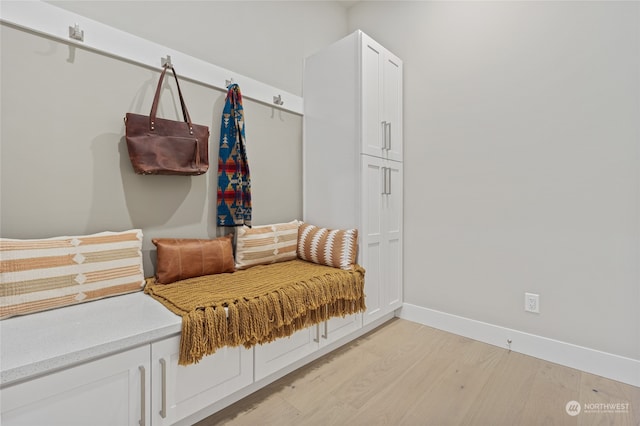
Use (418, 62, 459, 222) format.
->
(152, 234, 235, 284)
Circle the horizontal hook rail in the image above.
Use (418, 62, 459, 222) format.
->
(1, 1, 303, 115)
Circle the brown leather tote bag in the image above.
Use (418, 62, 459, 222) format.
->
(125, 64, 209, 175)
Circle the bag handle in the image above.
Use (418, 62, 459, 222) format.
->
(149, 64, 194, 134)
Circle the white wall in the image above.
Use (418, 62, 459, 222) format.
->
(348, 1, 639, 362)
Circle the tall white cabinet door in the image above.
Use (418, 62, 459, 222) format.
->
(361, 34, 384, 158)
(151, 336, 253, 426)
(362, 156, 403, 325)
(384, 160, 403, 311)
(361, 155, 385, 324)
(1, 346, 150, 426)
(361, 34, 403, 162)
(383, 53, 403, 162)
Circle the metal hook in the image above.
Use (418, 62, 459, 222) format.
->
(273, 94, 284, 106)
(68, 23, 84, 42)
(225, 78, 235, 87)
(161, 55, 172, 67)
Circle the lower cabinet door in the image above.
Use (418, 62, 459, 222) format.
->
(322, 313, 362, 346)
(1, 346, 150, 426)
(150, 335, 253, 426)
(254, 326, 319, 381)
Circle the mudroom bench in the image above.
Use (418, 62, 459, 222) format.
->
(0, 267, 393, 426)
(0, 221, 396, 425)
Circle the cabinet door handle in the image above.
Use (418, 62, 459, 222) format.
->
(386, 122, 392, 151)
(322, 320, 328, 339)
(381, 121, 387, 151)
(387, 166, 392, 195)
(383, 167, 391, 195)
(381, 167, 392, 195)
(139, 366, 146, 426)
(313, 323, 320, 343)
(159, 358, 167, 419)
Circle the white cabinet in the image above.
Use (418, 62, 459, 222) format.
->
(254, 327, 318, 381)
(1, 346, 150, 426)
(254, 313, 361, 381)
(150, 336, 253, 426)
(323, 313, 363, 345)
(361, 34, 403, 162)
(0, 288, 376, 426)
(304, 30, 403, 325)
(0, 336, 254, 426)
(361, 156, 403, 324)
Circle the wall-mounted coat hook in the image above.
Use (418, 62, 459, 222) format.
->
(161, 55, 172, 67)
(273, 95, 284, 106)
(68, 23, 84, 42)
(225, 78, 235, 87)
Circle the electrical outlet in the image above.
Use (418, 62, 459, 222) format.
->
(525, 293, 539, 313)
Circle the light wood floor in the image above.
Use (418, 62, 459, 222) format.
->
(196, 318, 639, 426)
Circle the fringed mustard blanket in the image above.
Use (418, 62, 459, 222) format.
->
(144, 259, 365, 365)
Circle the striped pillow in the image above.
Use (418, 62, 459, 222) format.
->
(235, 220, 300, 270)
(297, 223, 358, 270)
(0, 229, 145, 319)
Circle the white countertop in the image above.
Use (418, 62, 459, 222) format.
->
(0, 292, 181, 386)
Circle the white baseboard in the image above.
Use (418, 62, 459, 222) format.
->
(398, 303, 640, 388)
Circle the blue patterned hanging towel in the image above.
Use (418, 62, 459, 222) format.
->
(216, 84, 252, 227)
